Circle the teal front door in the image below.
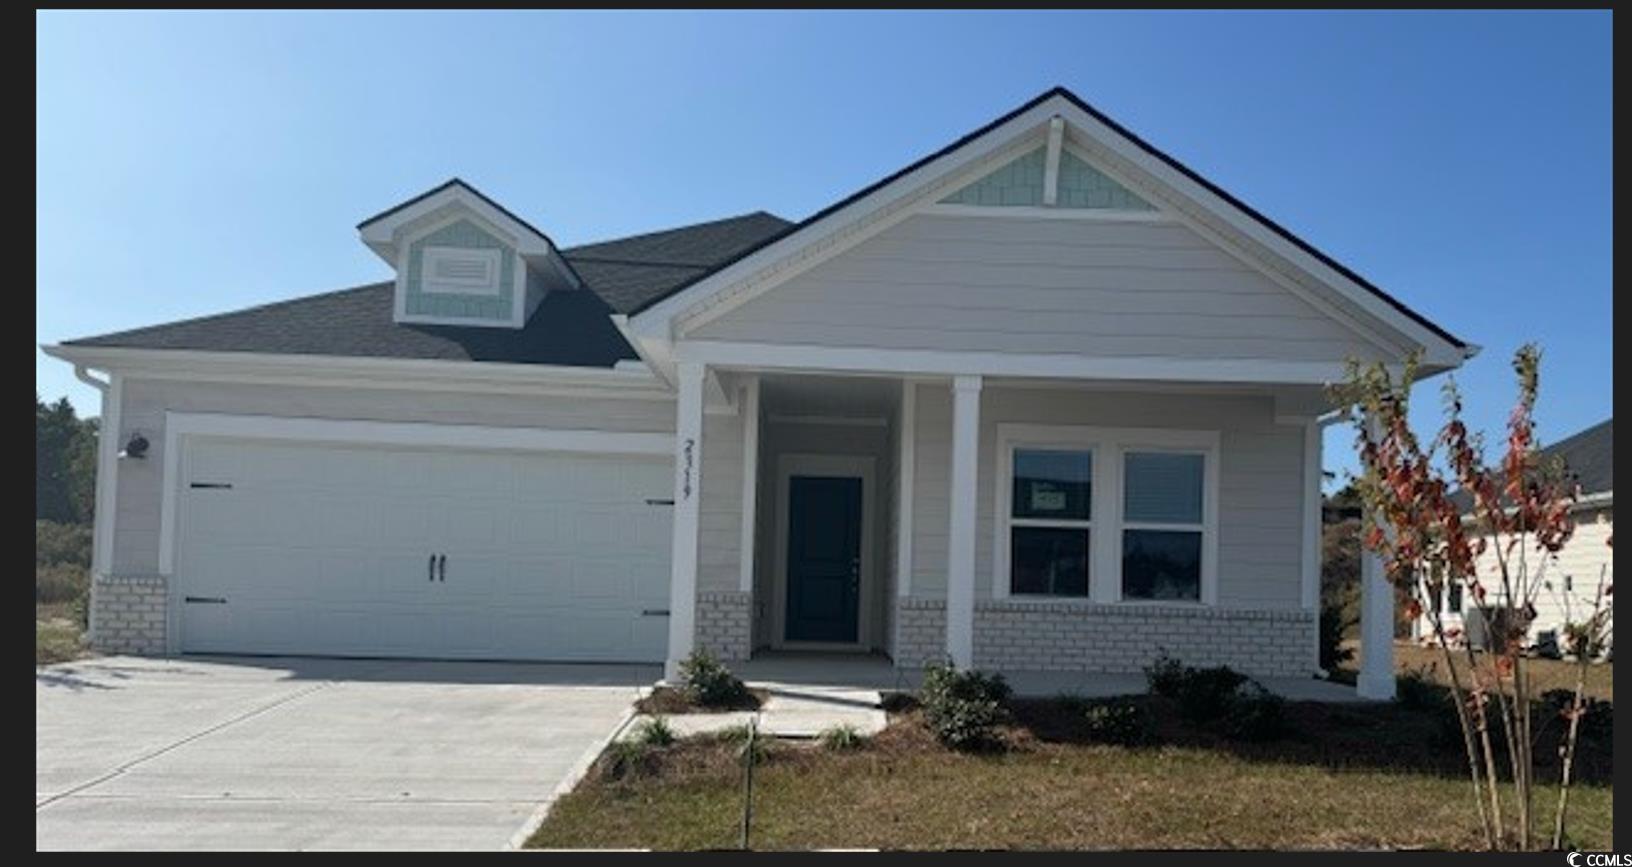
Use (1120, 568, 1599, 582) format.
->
(785, 475, 862, 643)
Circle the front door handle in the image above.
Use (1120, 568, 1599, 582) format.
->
(438, 554, 447, 582)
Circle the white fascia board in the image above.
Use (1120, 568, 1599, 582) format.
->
(627, 102, 1064, 337)
(359, 183, 555, 263)
(1052, 101, 1466, 366)
(40, 344, 675, 400)
(674, 339, 1365, 386)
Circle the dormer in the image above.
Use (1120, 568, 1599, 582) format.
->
(357, 179, 580, 329)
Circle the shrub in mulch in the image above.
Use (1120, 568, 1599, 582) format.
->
(679, 650, 753, 707)
(919, 662, 1012, 752)
(1082, 699, 1154, 746)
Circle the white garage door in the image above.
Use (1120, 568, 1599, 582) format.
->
(175, 438, 673, 662)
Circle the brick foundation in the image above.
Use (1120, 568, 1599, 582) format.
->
(891, 595, 1316, 678)
(89, 574, 168, 655)
(695, 591, 752, 662)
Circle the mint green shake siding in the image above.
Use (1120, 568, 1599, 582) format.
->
(404, 219, 515, 321)
(940, 147, 1154, 211)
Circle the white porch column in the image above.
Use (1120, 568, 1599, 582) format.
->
(1356, 549, 1397, 700)
(665, 361, 706, 682)
(946, 375, 982, 668)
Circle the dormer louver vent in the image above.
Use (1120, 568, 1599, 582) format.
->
(422, 246, 502, 296)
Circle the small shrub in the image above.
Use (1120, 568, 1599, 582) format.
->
(1394, 667, 1445, 711)
(36, 562, 88, 606)
(817, 724, 867, 751)
(677, 649, 750, 708)
(1144, 650, 1187, 698)
(36, 520, 92, 568)
(1221, 681, 1287, 742)
(1174, 665, 1248, 723)
(599, 740, 655, 781)
(919, 661, 1009, 751)
(1082, 700, 1152, 746)
(632, 716, 676, 747)
(1319, 601, 1356, 671)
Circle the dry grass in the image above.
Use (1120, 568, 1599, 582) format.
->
(36, 603, 87, 666)
(530, 697, 1612, 851)
(1386, 643, 1613, 701)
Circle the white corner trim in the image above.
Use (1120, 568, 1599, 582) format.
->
(154, 411, 675, 576)
(894, 380, 917, 599)
(992, 423, 1220, 607)
(75, 368, 120, 578)
(738, 376, 760, 594)
(1042, 115, 1064, 206)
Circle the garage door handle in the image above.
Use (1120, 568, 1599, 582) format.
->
(438, 554, 447, 582)
(642, 609, 670, 617)
(184, 596, 227, 604)
(429, 554, 436, 582)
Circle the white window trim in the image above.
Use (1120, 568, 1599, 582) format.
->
(421, 246, 504, 296)
(994, 423, 1219, 607)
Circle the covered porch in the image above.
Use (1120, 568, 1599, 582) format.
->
(661, 362, 1397, 701)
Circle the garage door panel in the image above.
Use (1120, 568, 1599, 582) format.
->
(178, 439, 673, 662)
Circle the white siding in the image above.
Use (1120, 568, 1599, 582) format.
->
(1421, 503, 1614, 646)
(697, 410, 744, 594)
(690, 214, 1387, 363)
(110, 378, 675, 576)
(911, 384, 1306, 610)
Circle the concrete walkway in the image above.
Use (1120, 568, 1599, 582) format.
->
(626, 680, 888, 742)
(36, 655, 655, 851)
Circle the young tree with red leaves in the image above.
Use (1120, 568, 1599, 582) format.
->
(1332, 345, 1608, 850)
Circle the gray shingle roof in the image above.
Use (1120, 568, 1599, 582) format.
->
(1449, 418, 1613, 512)
(62, 211, 793, 367)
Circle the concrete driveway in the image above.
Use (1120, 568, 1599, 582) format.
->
(36, 655, 656, 851)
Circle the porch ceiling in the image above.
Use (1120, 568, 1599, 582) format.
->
(759, 373, 899, 420)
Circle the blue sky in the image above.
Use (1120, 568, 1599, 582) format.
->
(36, 11, 1612, 487)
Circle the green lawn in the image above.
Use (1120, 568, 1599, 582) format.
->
(530, 697, 1613, 851)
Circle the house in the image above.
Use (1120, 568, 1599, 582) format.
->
(1413, 418, 1613, 655)
(43, 87, 1475, 700)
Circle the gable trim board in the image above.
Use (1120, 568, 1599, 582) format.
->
(628, 88, 1467, 373)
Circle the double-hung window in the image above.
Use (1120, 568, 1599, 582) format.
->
(997, 425, 1217, 604)
(1120, 451, 1206, 602)
(1007, 448, 1093, 597)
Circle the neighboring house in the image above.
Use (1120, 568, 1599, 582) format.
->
(44, 87, 1475, 699)
(1413, 418, 1614, 655)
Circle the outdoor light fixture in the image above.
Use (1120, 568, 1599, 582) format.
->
(118, 432, 149, 460)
